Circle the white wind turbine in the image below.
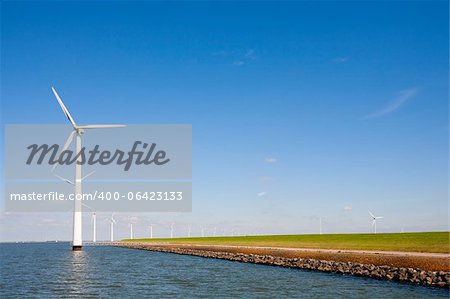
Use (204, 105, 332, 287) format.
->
(128, 216, 137, 239)
(187, 225, 191, 238)
(109, 213, 116, 242)
(51, 87, 125, 250)
(369, 212, 383, 234)
(92, 212, 96, 243)
(170, 223, 174, 238)
(149, 224, 153, 239)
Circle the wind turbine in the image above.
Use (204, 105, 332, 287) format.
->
(51, 87, 125, 250)
(187, 225, 191, 238)
(92, 212, 96, 243)
(109, 213, 116, 242)
(170, 223, 174, 238)
(369, 212, 383, 234)
(129, 223, 134, 239)
(149, 224, 153, 239)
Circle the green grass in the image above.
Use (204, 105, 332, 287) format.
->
(122, 231, 450, 253)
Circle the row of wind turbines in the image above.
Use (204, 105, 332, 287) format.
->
(50, 86, 385, 250)
(89, 211, 384, 243)
(93, 214, 243, 242)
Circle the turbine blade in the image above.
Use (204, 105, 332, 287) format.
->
(51, 87, 77, 128)
(51, 131, 76, 172)
(81, 202, 93, 210)
(369, 211, 375, 218)
(376, 216, 384, 219)
(81, 170, 95, 181)
(77, 124, 126, 129)
(53, 173, 74, 185)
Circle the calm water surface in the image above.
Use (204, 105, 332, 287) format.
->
(0, 243, 448, 298)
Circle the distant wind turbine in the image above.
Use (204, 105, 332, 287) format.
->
(170, 223, 174, 238)
(109, 213, 116, 242)
(187, 225, 191, 238)
(51, 87, 125, 250)
(129, 223, 133, 239)
(149, 224, 153, 239)
(128, 216, 137, 239)
(369, 211, 383, 234)
(92, 212, 96, 243)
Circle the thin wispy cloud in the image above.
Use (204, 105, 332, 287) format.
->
(264, 157, 278, 163)
(332, 57, 349, 63)
(364, 88, 418, 119)
(212, 48, 256, 66)
(344, 205, 352, 212)
(257, 192, 267, 197)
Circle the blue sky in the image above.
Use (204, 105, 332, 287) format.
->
(1, 1, 448, 241)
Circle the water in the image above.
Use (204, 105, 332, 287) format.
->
(0, 243, 448, 298)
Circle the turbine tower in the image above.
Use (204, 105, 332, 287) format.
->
(130, 223, 133, 239)
(92, 212, 96, 243)
(149, 224, 153, 239)
(109, 214, 116, 242)
(52, 87, 125, 250)
(369, 211, 383, 234)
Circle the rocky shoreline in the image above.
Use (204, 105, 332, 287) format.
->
(116, 243, 449, 288)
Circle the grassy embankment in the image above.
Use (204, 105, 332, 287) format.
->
(123, 232, 450, 253)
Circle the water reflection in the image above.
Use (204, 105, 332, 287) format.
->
(67, 250, 88, 295)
